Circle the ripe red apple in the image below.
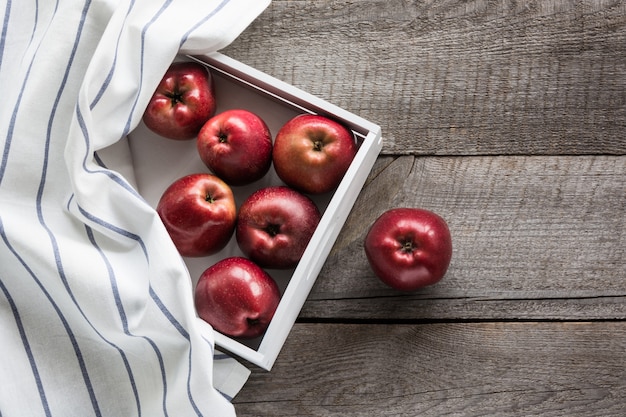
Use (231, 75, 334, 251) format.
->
(236, 186, 321, 269)
(272, 114, 358, 194)
(197, 109, 273, 186)
(195, 257, 281, 339)
(156, 173, 236, 257)
(364, 208, 452, 291)
(143, 61, 216, 140)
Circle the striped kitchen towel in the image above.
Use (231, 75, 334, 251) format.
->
(0, 0, 270, 416)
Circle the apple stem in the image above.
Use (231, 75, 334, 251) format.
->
(167, 92, 184, 106)
(265, 224, 280, 237)
(402, 240, 415, 253)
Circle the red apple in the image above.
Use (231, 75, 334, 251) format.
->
(156, 173, 236, 257)
(364, 208, 452, 291)
(195, 257, 281, 339)
(143, 61, 216, 140)
(272, 114, 358, 194)
(236, 186, 321, 269)
(197, 109, 272, 186)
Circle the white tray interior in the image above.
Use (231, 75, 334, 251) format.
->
(127, 52, 382, 370)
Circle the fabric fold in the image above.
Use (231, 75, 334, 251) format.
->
(0, 0, 270, 415)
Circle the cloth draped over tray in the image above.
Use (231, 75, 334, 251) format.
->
(0, 0, 270, 415)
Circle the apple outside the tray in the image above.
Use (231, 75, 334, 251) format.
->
(195, 257, 281, 339)
(156, 173, 236, 257)
(197, 109, 273, 186)
(143, 61, 216, 140)
(236, 186, 321, 269)
(364, 208, 452, 291)
(272, 114, 358, 194)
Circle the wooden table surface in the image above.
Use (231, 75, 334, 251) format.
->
(222, 2, 626, 416)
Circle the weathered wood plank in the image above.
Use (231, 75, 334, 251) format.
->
(223, 0, 626, 155)
(301, 155, 626, 320)
(234, 322, 626, 416)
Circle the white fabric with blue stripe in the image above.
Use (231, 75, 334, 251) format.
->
(0, 0, 270, 415)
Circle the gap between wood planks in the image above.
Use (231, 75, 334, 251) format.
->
(295, 317, 625, 325)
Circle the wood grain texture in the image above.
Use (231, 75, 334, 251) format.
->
(223, 0, 626, 155)
(234, 322, 626, 417)
(219, 2, 626, 414)
(301, 155, 626, 320)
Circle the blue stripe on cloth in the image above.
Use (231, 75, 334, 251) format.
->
(219, 391, 234, 402)
(80, 218, 172, 417)
(1, 1, 271, 413)
(120, 0, 173, 140)
(186, 348, 203, 417)
(83, 225, 143, 416)
(76, 200, 149, 260)
(89, 1, 137, 110)
(0, 0, 12, 75)
(0, 28, 36, 183)
(83, 224, 204, 417)
(149, 286, 203, 416)
(149, 286, 190, 340)
(93, 151, 107, 168)
(0, 270, 51, 417)
(73, 5, 240, 413)
(179, 0, 231, 48)
(0, 216, 99, 415)
(204, 338, 235, 401)
(35, 0, 104, 411)
(0, 63, 26, 183)
(75, 103, 143, 199)
(0, 0, 60, 184)
(30, 0, 39, 45)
